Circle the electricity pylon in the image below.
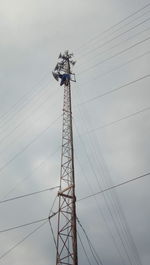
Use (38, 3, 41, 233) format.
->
(52, 51, 78, 265)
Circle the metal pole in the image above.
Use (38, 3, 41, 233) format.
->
(53, 51, 78, 265)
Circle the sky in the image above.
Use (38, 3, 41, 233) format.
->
(0, 0, 150, 264)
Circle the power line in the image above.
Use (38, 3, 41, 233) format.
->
(75, 152, 127, 265)
(0, 172, 149, 234)
(0, 86, 49, 134)
(81, 105, 150, 135)
(0, 87, 59, 150)
(78, 16, 150, 60)
(1, 146, 60, 201)
(76, 74, 150, 106)
(77, 231, 92, 265)
(74, 109, 142, 265)
(0, 217, 48, 234)
(0, 115, 61, 176)
(0, 186, 59, 205)
(0, 171, 147, 238)
(0, 210, 58, 234)
(0, 220, 48, 261)
(75, 24, 149, 262)
(78, 172, 150, 202)
(0, 74, 52, 126)
(0, 90, 60, 154)
(75, 2, 150, 53)
(0, 196, 57, 261)
(79, 50, 150, 87)
(77, 218, 104, 265)
(75, 122, 135, 265)
(75, 29, 148, 262)
(78, 25, 150, 70)
(79, 115, 142, 265)
(80, 36, 150, 74)
(99, 7, 150, 42)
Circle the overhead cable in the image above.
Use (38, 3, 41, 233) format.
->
(1, 146, 60, 200)
(78, 26, 150, 70)
(78, 114, 142, 265)
(0, 172, 149, 234)
(74, 122, 134, 265)
(0, 217, 48, 234)
(0, 87, 60, 147)
(80, 106, 150, 135)
(80, 36, 150, 74)
(0, 210, 58, 234)
(0, 220, 48, 261)
(79, 16, 150, 59)
(77, 232, 92, 265)
(0, 115, 61, 175)
(75, 109, 142, 265)
(0, 196, 57, 261)
(0, 186, 59, 205)
(75, 2, 150, 52)
(78, 172, 150, 202)
(77, 217, 104, 265)
(76, 74, 150, 107)
(78, 50, 150, 87)
(75, 152, 129, 265)
(0, 73, 52, 125)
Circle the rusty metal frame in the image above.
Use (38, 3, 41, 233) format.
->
(54, 52, 78, 265)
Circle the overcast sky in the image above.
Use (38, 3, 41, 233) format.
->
(0, 0, 150, 264)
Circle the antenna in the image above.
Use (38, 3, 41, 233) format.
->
(52, 51, 78, 265)
(52, 71, 59, 81)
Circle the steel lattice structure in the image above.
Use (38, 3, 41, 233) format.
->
(52, 51, 78, 265)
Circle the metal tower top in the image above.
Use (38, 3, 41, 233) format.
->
(52, 50, 76, 84)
